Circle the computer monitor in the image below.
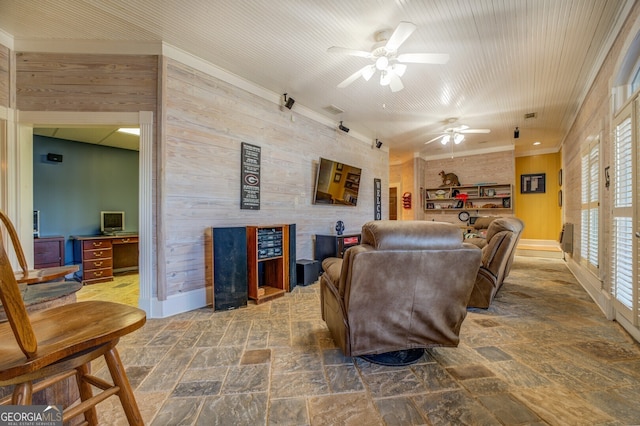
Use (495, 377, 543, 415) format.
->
(101, 211, 125, 234)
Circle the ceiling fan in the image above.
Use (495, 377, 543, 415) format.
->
(425, 123, 491, 145)
(328, 22, 449, 92)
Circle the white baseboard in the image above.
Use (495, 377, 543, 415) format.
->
(139, 287, 209, 319)
(565, 258, 613, 319)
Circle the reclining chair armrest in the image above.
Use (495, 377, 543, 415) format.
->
(321, 257, 343, 286)
(467, 267, 499, 308)
(320, 263, 351, 354)
(477, 266, 497, 283)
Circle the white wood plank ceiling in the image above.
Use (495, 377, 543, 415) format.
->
(0, 0, 633, 162)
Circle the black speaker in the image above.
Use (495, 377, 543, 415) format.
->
(285, 97, 295, 109)
(47, 153, 63, 162)
(288, 224, 296, 291)
(296, 259, 320, 286)
(212, 227, 247, 311)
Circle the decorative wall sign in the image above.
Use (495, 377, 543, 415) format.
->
(520, 173, 546, 194)
(374, 178, 382, 220)
(241, 142, 261, 210)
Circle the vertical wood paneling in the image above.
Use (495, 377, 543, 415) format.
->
(15, 53, 158, 112)
(0, 44, 9, 108)
(161, 58, 388, 297)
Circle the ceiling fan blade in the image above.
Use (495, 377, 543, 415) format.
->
(390, 63, 407, 77)
(397, 53, 450, 64)
(425, 134, 444, 145)
(337, 65, 373, 88)
(460, 128, 491, 134)
(389, 72, 404, 92)
(327, 46, 372, 58)
(385, 22, 416, 51)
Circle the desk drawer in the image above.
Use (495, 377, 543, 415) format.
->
(83, 248, 112, 260)
(83, 268, 111, 281)
(83, 258, 113, 271)
(112, 236, 138, 245)
(83, 240, 112, 250)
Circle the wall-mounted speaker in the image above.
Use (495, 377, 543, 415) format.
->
(47, 153, 63, 162)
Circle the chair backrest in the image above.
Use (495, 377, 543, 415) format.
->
(337, 221, 482, 352)
(471, 216, 499, 237)
(0, 238, 38, 358)
(481, 217, 524, 281)
(0, 210, 29, 275)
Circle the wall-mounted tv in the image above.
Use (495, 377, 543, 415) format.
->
(313, 157, 362, 206)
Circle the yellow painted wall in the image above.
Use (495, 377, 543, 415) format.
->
(515, 153, 562, 240)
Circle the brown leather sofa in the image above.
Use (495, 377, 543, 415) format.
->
(467, 217, 524, 308)
(320, 220, 482, 358)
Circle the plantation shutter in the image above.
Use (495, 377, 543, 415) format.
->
(580, 139, 599, 271)
(611, 109, 635, 322)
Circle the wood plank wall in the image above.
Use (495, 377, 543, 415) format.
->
(10, 50, 389, 301)
(0, 45, 9, 108)
(162, 58, 389, 296)
(15, 53, 158, 112)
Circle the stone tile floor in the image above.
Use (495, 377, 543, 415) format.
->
(77, 257, 640, 425)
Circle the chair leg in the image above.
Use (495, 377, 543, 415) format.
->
(12, 382, 32, 405)
(75, 363, 99, 426)
(104, 347, 143, 426)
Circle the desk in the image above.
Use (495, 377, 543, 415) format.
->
(72, 234, 138, 284)
(314, 233, 361, 266)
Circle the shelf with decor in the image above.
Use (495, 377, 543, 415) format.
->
(424, 184, 513, 212)
(246, 225, 290, 304)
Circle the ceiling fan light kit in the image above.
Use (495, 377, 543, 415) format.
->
(329, 21, 449, 92)
(426, 120, 490, 146)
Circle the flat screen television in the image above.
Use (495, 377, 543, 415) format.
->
(313, 157, 362, 206)
(101, 211, 125, 234)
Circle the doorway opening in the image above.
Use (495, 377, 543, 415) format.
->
(389, 187, 398, 220)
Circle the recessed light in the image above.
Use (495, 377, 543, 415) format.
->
(118, 128, 140, 136)
(533, 141, 541, 146)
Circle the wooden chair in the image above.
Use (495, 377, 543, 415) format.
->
(0, 239, 146, 424)
(0, 210, 78, 284)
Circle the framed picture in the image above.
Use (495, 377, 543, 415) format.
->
(558, 190, 563, 207)
(336, 163, 343, 171)
(521, 173, 546, 193)
(558, 169, 563, 186)
(455, 200, 464, 208)
(502, 197, 511, 208)
(426, 202, 435, 209)
(334, 173, 342, 182)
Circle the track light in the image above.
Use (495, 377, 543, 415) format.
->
(338, 121, 350, 133)
(514, 127, 519, 139)
(283, 93, 295, 110)
(375, 139, 383, 149)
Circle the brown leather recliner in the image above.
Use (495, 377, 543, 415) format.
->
(467, 217, 524, 308)
(320, 220, 482, 357)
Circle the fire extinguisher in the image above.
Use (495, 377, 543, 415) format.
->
(402, 192, 412, 209)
